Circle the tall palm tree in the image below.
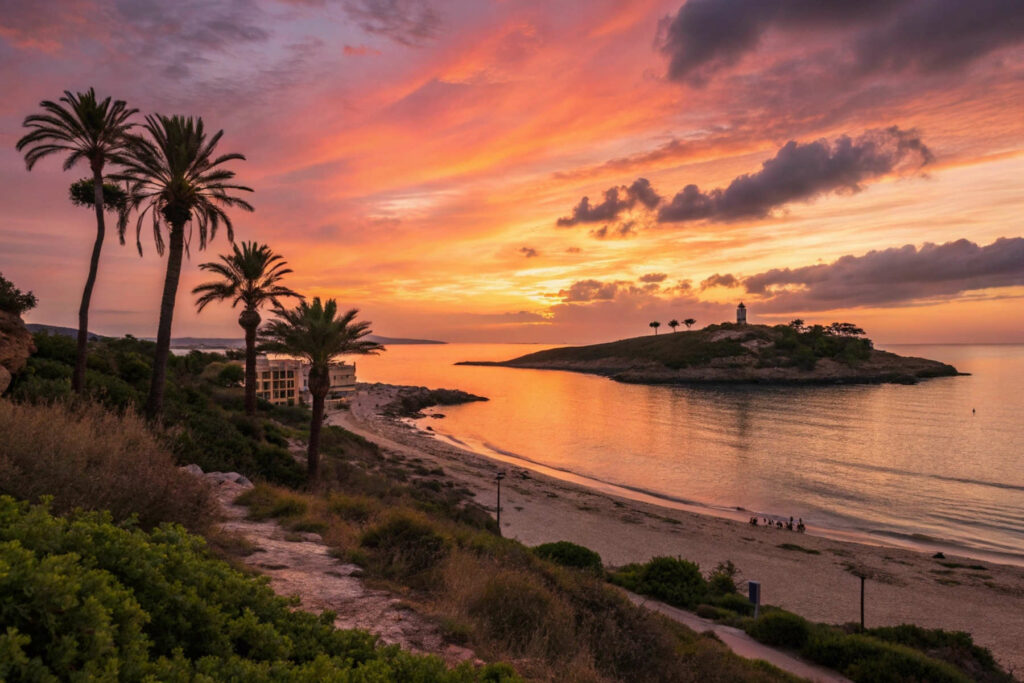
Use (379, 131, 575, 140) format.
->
(650, 321, 661, 335)
(193, 242, 301, 415)
(684, 318, 696, 330)
(115, 115, 252, 420)
(260, 299, 383, 481)
(16, 88, 137, 394)
(668, 319, 680, 333)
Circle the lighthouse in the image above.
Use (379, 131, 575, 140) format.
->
(736, 302, 747, 325)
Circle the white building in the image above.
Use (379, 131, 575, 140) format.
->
(737, 302, 747, 325)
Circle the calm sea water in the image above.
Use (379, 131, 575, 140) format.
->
(354, 343, 1023, 564)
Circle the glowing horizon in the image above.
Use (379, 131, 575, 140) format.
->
(1, 0, 1022, 345)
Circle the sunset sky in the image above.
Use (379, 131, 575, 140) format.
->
(2, 0, 1023, 344)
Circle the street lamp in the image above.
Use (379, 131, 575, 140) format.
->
(495, 471, 506, 535)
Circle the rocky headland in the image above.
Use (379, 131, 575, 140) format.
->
(458, 323, 960, 386)
(369, 382, 488, 418)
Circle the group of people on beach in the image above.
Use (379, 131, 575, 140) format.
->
(749, 515, 805, 532)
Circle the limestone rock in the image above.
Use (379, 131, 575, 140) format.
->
(0, 310, 35, 394)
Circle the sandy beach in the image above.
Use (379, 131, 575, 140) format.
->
(327, 383, 1024, 674)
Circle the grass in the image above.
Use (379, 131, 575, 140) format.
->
(234, 484, 798, 682)
(0, 400, 214, 532)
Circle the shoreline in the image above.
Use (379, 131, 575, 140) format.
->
(419, 421, 1023, 568)
(328, 383, 1024, 673)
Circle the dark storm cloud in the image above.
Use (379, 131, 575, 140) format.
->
(343, 0, 440, 47)
(659, 0, 1024, 86)
(556, 178, 660, 226)
(700, 273, 739, 289)
(743, 237, 1024, 310)
(657, 127, 931, 223)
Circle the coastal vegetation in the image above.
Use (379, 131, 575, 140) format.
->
(462, 322, 959, 385)
(611, 556, 1014, 683)
(0, 496, 515, 681)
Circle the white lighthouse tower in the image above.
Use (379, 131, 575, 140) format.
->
(736, 302, 747, 325)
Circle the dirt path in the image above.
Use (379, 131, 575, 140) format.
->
(203, 472, 476, 666)
(623, 592, 850, 683)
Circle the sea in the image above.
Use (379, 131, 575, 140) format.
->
(349, 343, 1024, 566)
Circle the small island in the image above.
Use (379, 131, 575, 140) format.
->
(459, 317, 961, 386)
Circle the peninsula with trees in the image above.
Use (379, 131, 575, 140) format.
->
(459, 320, 961, 386)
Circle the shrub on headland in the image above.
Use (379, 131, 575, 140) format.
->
(0, 496, 517, 682)
(0, 400, 213, 532)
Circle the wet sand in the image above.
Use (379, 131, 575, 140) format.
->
(328, 384, 1024, 674)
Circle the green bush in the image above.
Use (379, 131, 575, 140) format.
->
(532, 541, 603, 573)
(360, 512, 448, 581)
(711, 592, 755, 616)
(0, 273, 36, 314)
(217, 362, 245, 386)
(747, 611, 811, 649)
(0, 497, 518, 681)
(804, 630, 968, 683)
(610, 556, 708, 609)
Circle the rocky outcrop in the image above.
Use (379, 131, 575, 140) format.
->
(0, 310, 35, 395)
(371, 383, 488, 418)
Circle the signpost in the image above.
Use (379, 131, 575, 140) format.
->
(748, 580, 761, 619)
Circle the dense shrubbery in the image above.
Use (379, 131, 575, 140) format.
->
(9, 332, 305, 486)
(609, 556, 709, 608)
(0, 496, 517, 682)
(741, 609, 1015, 683)
(532, 541, 604, 573)
(236, 485, 796, 683)
(0, 272, 37, 314)
(360, 511, 449, 583)
(0, 401, 213, 532)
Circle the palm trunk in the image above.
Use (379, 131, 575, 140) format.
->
(146, 223, 185, 420)
(239, 309, 261, 416)
(73, 164, 106, 394)
(307, 368, 330, 482)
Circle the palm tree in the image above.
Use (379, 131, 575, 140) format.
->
(16, 88, 137, 394)
(115, 115, 252, 420)
(193, 242, 301, 415)
(260, 299, 384, 481)
(650, 321, 661, 335)
(668, 319, 680, 333)
(684, 318, 696, 330)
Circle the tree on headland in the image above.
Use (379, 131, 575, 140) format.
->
(789, 319, 806, 333)
(683, 318, 696, 330)
(114, 115, 252, 420)
(668, 319, 679, 333)
(193, 242, 301, 416)
(650, 321, 661, 335)
(260, 298, 383, 481)
(16, 88, 137, 394)
(0, 273, 37, 316)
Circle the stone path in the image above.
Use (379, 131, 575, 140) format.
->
(202, 472, 477, 666)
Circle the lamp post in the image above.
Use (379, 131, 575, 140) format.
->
(495, 471, 506, 535)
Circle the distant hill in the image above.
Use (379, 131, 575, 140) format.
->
(27, 325, 444, 347)
(458, 323, 960, 386)
(26, 324, 107, 340)
(166, 335, 445, 348)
